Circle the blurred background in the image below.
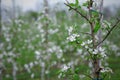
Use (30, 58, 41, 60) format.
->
(0, 0, 120, 80)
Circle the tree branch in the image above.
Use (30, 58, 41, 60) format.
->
(96, 19, 120, 46)
(79, 32, 91, 35)
(64, 3, 91, 24)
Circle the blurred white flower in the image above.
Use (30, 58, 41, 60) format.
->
(79, 74, 85, 78)
(81, 42, 85, 46)
(68, 27, 73, 35)
(34, 61, 38, 65)
(101, 52, 106, 57)
(29, 62, 34, 68)
(35, 51, 41, 56)
(31, 73, 34, 78)
(58, 73, 62, 79)
(93, 49, 98, 55)
(87, 40, 92, 44)
(45, 70, 49, 74)
(85, 45, 89, 49)
(81, 40, 92, 47)
(41, 62, 45, 67)
(99, 47, 105, 52)
(24, 64, 29, 69)
(5, 74, 10, 78)
(57, 52, 63, 59)
(48, 29, 59, 34)
(61, 64, 69, 72)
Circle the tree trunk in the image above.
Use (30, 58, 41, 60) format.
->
(12, 62, 17, 80)
(92, 0, 104, 79)
(12, 0, 17, 80)
(43, 0, 49, 44)
(41, 0, 49, 80)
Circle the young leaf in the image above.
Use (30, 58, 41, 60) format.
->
(75, 67, 81, 74)
(82, 1, 88, 7)
(69, 3, 76, 7)
(75, 0, 79, 6)
(90, 9, 99, 17)
(94, 22, 101, 33)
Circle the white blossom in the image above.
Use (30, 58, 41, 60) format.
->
(41, 62, 45, 67)
(67, 34, 80, 42)
(58, 73, 62, 79)
(87, 40, 92, 44)
(93, 51, 97, 55)
(35, 51, 41, 56)
(81, 39, 92, 47)
(61, 65, 69, 72)
(99, 47, 105, 52)
(24, 64, 29, 69)
(45, 70, 49, 74)
(81, 42, 85, 46)
(93, 49, 98, 55)
(101, 52, 106, 57)
(31, 73, 34, 78)
(29, 62, 34, 68)
(85, 45, 89, 49)
(48, 29, 59, 34)
(68, 27, 73, 35)
(34, 61, 39, 65)
(88, 49, 93, 52)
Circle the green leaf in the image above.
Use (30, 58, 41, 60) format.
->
(69, 3, 76, 7)
(90, 9, 99, 16)
(94, 22, 101, 33)
(69, 0, 79, 7)
(75, 0, 79, 6)
(73, 74, 79, 80)
(82, 1, 88, 7)
(68, 0, 80, 10)
(75, 67, 81, 74)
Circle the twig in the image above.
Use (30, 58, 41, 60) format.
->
(64, 3, 91, 24)
(79, 32, 91, 35)
(96, 19, 120, 46)
(83, 73, 93, 79)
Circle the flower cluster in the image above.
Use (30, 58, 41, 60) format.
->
(58, 64, 70, 78)
(81, 40, 106, 58)
(81, 39, 92, 49)
(92, 47, 106, 58)
(67, 34, 80, 42)
(61, 64, 70, 72)
(67, 27, 80, 42)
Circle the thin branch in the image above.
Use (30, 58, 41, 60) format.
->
(64, 3, 91, 24)
(79, 32, 91, 35)
(96, 19, 120, 46)
(83, 73, 93, 79)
